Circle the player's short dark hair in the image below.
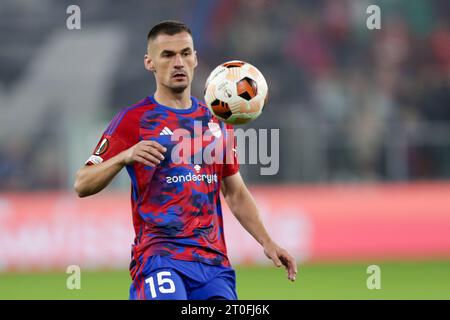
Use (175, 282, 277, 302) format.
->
(147, 20, 192, 42)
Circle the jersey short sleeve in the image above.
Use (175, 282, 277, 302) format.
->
(85, 111, 135, 166)
(221, 123, 239, 178)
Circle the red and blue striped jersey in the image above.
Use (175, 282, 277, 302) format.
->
(86, 95, 239, 278)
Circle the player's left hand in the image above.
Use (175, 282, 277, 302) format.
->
(263, 241, 298, 282)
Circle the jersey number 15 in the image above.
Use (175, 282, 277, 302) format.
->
(145, 271, 176, 299)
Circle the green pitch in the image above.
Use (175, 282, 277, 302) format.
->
(1, 260, 449, 300)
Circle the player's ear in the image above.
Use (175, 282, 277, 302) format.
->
(194, 50, 198, 68)
(144, 54, 156, 72)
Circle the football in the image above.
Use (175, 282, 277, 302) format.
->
(204, 60, 268, 125)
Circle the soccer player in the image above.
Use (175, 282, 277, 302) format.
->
(74, 20, 297, 300)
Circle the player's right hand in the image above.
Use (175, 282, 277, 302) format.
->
(122, 140, 167, 167)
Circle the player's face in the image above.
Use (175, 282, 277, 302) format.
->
(145, 32, 197, 94)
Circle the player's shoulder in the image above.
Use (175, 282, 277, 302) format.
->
(117, 96, 157, 118)
(195, 97, 210, 114)
(105, 97, 156, 135)
(196, 98, 208, 110)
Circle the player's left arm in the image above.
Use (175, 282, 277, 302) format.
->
(221, 172, 297, 281)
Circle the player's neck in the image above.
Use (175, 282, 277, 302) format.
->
(154, 88, 192, 110)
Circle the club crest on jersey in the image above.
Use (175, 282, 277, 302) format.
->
(94, 138, 109, 155)
(208, 121, 222, 138)
(169, 120, 235, 165)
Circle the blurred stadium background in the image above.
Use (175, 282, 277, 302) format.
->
(1, 0, 450, 299)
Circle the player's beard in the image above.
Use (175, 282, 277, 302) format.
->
(169, 83, 188, 94)
(168, 70, 191, 94)
(167, 76, 190, 94)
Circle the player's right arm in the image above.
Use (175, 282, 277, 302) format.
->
(74, 140, 166, 198)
